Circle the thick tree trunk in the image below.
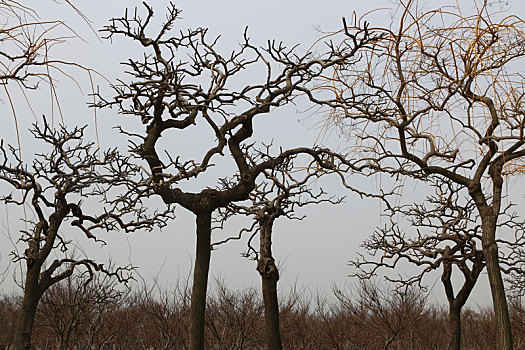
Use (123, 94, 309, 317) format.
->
(448, 305, 461, 350)
(471, 179, 513, 350)
(189, 213, 212, 350)
(257, 220, 283, 350)
(12, 265, 42, 350)
(483, 230, 513, 350)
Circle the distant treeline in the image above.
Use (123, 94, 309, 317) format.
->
(1, 274, 525, 350)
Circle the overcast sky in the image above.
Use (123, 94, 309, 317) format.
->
(1, 0, 524, 307)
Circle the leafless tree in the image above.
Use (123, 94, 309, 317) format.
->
(96, 3, 378, 348)
(352, 180, 483, 350)
(313, 2, 525, 347)
(0, 120, 172, 349)
(352, 178, 525, 350)
(0, 1, 69, 86)
(214, 152, 343, 349)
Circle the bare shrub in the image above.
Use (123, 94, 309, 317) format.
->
(0, 295, 18, 347)
(35, 272, 128, 350)
(4, 274, 525, 349)
(126, 277, 191, 349)
(205, 279, 264, 349)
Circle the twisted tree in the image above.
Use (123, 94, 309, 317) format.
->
(96, 3, 377, 348)
(0, 120, 171, 350)
(314, 2, 525, 347)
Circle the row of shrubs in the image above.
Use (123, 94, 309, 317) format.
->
(1, 274, 525, 349)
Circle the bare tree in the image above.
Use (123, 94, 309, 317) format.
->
(351, 179, 482, 349)
(0, 120, 171, 349)
(96, 3, 377, 348)
(214, 152, 342, 349)
(0, 1, 68, 86)
(353, 177, 525, 350)
(313, 2, 525, 348)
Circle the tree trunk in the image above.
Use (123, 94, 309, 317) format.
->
(12, 264, 42, 350)
(472, 182, 513, 350)
(483, 230, 513, 350)
(442, 253, 483, 350)
(189, 213, 212, 350)
(448, 305, 461, 350)
(257, 220, 283, 350)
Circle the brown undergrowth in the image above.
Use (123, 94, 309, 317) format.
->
(1, 276, 524, 349)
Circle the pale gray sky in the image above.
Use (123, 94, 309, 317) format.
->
(1, 0, 524, 307)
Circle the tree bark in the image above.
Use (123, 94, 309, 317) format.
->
(189, 213, 212, 350)
(257, 219, 283, 350)
(442, 262, 463, 350)
(471, 178, 513, 350)
(441, 247, 484, 350)
(483, 226, 513, 350)
(448, 305, 462, 350)
(12, 264, 43, 350)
